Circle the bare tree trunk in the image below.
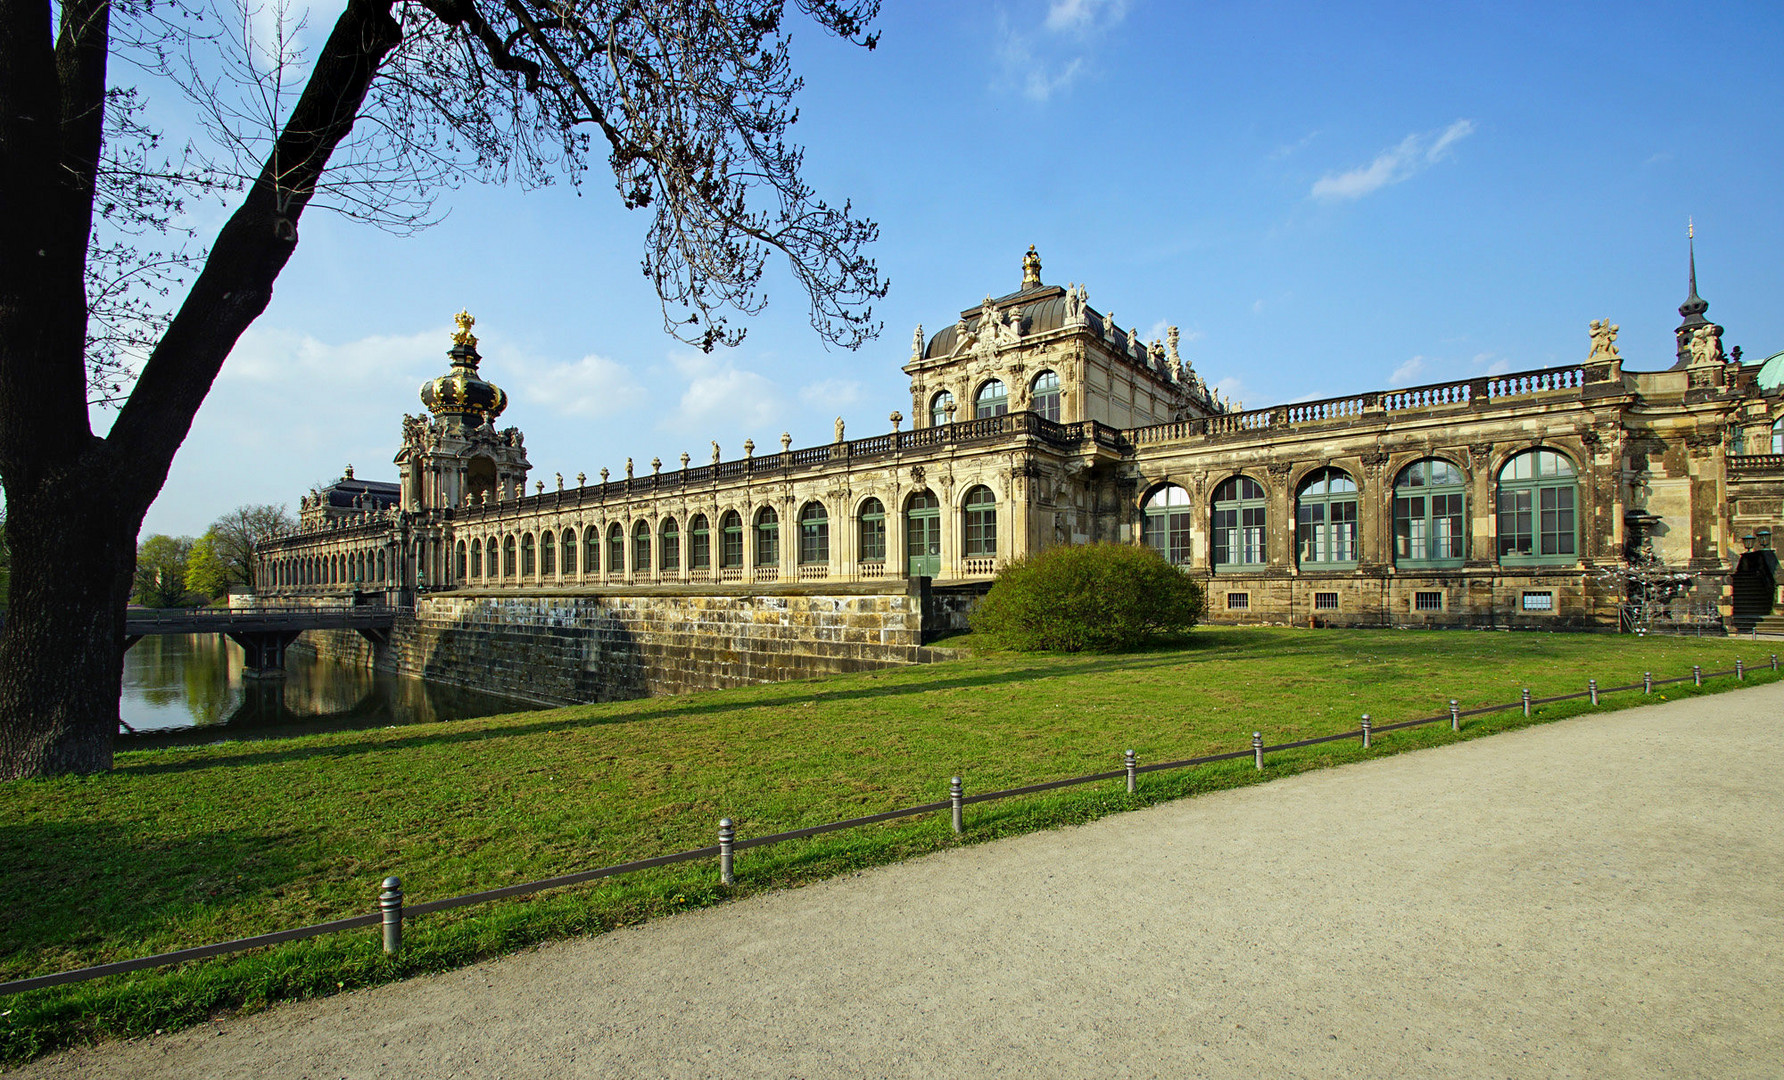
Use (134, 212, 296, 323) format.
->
(0, 475, 137, 777)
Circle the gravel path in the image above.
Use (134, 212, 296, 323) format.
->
(11, 683, 1783, 1079)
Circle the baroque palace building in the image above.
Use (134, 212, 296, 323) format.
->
(257, 245, 1784, 634)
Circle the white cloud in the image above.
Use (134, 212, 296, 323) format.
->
(799, 378, 865, 412)
(1388, 355, 1426, 386)
(1251, 298, 1266, 314)
(997, 0, 1129, 102)
(1268, 130, 1321, 161)
(516, 352, 646, 419)
(1310, 119, 1476, 202)
(662, 352, 780, 434)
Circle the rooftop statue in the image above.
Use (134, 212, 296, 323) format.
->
(1588, 319, 1620, 360)
(452, 310, 478, 349)
(1690, 323, 1724, 366)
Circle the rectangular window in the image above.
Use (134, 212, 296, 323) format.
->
(1414, 591, 1443, 612)
(691, 525, 710, 570)
(1313, 592, 1339, 610)
(859, 516, 886, 561)
(1227, 592, 1250, 610)
(1521, 591, 1554, 612)
(799, 520, 828, 565)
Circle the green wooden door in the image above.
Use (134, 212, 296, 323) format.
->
(906, 492, 941, 577)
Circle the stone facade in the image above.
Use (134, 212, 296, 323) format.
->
(258, 245, 1784, 671)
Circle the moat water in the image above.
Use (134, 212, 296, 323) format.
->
(118, 634, 541, 745)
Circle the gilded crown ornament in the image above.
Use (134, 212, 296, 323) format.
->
(452, 310, 478, 348)
(1022, 245, 1042, 288)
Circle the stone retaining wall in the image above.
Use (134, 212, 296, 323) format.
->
(300, 583, 946, 706)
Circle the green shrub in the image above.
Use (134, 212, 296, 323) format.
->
(970, 543, 1205, 652)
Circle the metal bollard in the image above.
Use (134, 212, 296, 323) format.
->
(1589, 678, 1598, 706)
(1360, 714, 1372, 749)
(1449, 699, 1460, 733)
(1252, 732, 1264, 771)
(718, 818, 734, 886)
(1693, 664, 1702, 687)
(1773, 654, 1779, 672)
(1643, 671, 1652, 694)
(1522, 688, 1531, 716)
(1124, 749, 1136, 794)
(379, 876, 403, 957)
(1736, 658, 1744, 681)
(950, 776, 963, 835)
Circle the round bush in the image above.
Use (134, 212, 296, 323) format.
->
(970, 543, 1205, 652)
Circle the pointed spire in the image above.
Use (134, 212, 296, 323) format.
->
(1674, 220, 1713, 367)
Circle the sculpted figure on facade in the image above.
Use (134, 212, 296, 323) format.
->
(711, 441, 721, 464)
(910, 324, 924, 361)
(834, 417, 846, 443)
(1588, 319, 1621, 360)
(1064, 283, 1088, 327)
(1689, 324, 1724, 366)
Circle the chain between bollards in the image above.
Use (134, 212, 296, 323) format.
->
(1124, 749, 1136, 794)
(1588, 678, 1598, 706)
(950, 776, 963, 834)
(379, 876, 403, 957)
(1360, 714, 1371, 749)
(1643, 671, 1652, 694)
(718, 818, 734, 886)
(1521, 688, 1531, 716)
(1693, 664, 1702, 687)
(1449, 699, 1460, 733)
(1252, 732, 1263, 771)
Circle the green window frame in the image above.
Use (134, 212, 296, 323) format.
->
(963, 486, 997, 557)
(540, 530, 555, 576)
(455, 541, 467, 580)
(633, 520, 651, 573)
(975, 379, 1008, 419)
(690, 515, 711, 570)
(1141, 484, 1193, 565)
(720, 511, 744, 568)
(660, 518, 680, 572)
(1295, 468, 1358, 567)
(520, 533, 536, 576)
(858, 498, 887, 562)
(1394, 458, 1466, 567)
(606, 523, 624, 574)
(470, 538, 483, 579)
(585, 528, 600, 575)
(755, 507, 780, 567)
(1496, 449, 1578, 564)
(1212, 477, 1267, 570)
(930, 390, 954, 427)
(561, 528, 577, 575)
(798, 502, 829, 565)
(502, 535, 517, 577)
(1031, 370, 1061, 422)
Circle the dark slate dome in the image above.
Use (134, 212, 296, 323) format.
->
(420, 311, 508, 426)
(923, 284, 1116, 359)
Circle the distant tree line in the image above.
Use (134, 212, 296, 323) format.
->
(130, 504, 294, 609)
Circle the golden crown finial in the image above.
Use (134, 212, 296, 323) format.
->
(1688, 216, 1694, 240)
(1022, 245, 1042, 288)
(452, 309, 478, 348)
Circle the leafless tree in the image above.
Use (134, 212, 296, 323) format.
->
(0, 0, 886, 778)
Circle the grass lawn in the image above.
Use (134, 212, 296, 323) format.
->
(0, 626, 1776, 1062)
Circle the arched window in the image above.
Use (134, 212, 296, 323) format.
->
(721, 511, 744, 568)
(798, 502, 829, 565)
(1497, 449, 1578, 563)
(660, 517, 680, 572)
(858, 497, 887, 563)
(690, 515, 711, 570)
(561, 528, 577, 576)
(1141, 484, 1192, 565)
(376, 550, 386, 582)
(521, 533, 536, 577)
(1394, 459, 1466, 566)
(963, 486, 997, 557)
(455, 540, 467, 581)
(540, 530, 555, 576)
(1212, 477, 1267, 569)
(755, 507, 780, 567)
(1296, 468, 1358, 566)
(1772, 418, 1784, 455)
(1031, 370, 1061, 422)
(585, 527, 600, 576)
(975, 379, 1008, 418)
(471, 538, 483, 579)
(503, 535, 517, 577)
(930, 390, 955, 427)
(607, 523, 624, 574)
(633, 519, 651, 574)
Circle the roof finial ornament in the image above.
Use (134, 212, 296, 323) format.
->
(452, 310, 478, 349)
(1022, 245, 1042, 288)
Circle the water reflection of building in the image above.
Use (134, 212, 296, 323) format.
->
(257, 245, 1784, 633)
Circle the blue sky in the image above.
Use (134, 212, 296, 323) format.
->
(134, 0, 1784, 537)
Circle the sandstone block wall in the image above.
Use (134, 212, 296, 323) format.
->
(302, 585, 944, 706)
